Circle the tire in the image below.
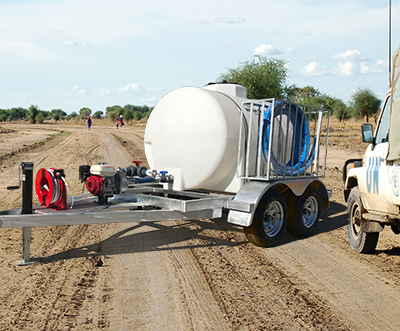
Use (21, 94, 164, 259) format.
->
(244, 190, 288, 247)
(346, 186, 379, 253)
(290, 190, 321, 237)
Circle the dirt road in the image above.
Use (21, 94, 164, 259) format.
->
(1, 123, 400, 330)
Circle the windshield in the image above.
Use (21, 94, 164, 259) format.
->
(375, 95, 391, 144)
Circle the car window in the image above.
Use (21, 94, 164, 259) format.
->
(375, 96, 391, 144)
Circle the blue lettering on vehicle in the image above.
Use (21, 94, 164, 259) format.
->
(392, 168, 400, 197)
(366, 157, 380, 194)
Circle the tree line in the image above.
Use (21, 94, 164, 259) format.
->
(0, 56, 383, 124)
(0, 104, 153, 123)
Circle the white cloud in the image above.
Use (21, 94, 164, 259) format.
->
(360, 59, 387, 74)
(118, 83, 145, 94)
(286, 46, 297, 54)
(300, 61, 328, 76)
(78, 89, 87, 96)
(198, 19, 209, 25)
(215, 17, 247, 24)
(141, 96, 160, 103)
(331, 50, 385, 76)
(332, 50, 369, 62)
(299, 50, 387, 77)
(253, 44, 281, 56)
(332, 61, 359, 76)
(99, 84, 146, 97)
(100, 88, 111, 96)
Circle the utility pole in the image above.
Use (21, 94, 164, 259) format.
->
(389, 0, 392, 88)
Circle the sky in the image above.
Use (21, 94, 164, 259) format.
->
(0, 0, 399, 114)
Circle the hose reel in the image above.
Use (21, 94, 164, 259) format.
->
(35, 168, 67, 210)
(262, 100, 315, 176)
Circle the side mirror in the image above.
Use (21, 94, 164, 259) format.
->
(362, 124, 374, 143)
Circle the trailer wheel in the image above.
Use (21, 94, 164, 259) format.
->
(347, 186, 379, 253)
(291, 190, 321, 237)
(244, 190, 287, 247)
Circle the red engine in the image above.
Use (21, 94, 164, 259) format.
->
(85, 175, 105, 196)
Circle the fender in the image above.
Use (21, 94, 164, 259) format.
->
(226, 178, 329, 227)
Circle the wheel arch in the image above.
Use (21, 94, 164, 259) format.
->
(344, 175, 358, 202)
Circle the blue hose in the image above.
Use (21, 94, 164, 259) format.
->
(262, 100, 315, 176)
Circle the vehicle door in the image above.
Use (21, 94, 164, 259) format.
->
(361, 93, 396, 214)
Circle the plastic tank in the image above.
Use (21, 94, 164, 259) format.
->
(144, 84, 246, 193)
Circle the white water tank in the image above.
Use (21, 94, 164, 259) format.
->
(144, 83, 248, 193)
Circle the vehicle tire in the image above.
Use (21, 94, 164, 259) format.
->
(347, 186, 379, 253)
(244, 190, 288, 247)
(290, 190, 321, 237)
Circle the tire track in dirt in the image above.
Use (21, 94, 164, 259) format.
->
(185, 219, 353, 330)
(0, 125, 146, 329)
(2, 123, 400, 330)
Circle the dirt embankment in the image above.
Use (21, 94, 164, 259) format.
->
(0, 122, 400, 330)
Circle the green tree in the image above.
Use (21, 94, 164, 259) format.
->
(36, 112, 44, 124)
(123, 109, 135, 123)
(143, 109, 152, 118)
(123, 104, 137, 113)
(106, 105, 123, 122)
(106, 105, 123, 116)
(133, 111, 142, 120)
(0, 109, 10, 122)
(10, 107, 27, 120)
(350, 88, 381, 122)
(66, 112, 78, 120)
(217, 56, 289, 99)
(288, 85, 321, 103)
(28, 105, 39, 124)
(79, 107, 92, 118)
(141, 105, 150, 113)
(108, 111, 118, 123)
(329, 98, 350, 121)
(51, 109, 63, 122)
(93, 110, 103, 119)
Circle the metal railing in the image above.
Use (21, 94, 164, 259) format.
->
(237, 99, 330, 181)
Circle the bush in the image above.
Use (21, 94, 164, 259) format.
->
(36, 112, 44, 124)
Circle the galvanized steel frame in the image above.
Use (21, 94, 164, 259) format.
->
(237, 98, 330, 181)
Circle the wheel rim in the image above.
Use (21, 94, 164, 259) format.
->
(349, 201, 361, 239)
(301, 195, 319, 228)
(262, 200, 285, 237)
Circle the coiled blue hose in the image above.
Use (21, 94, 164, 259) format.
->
(262, 100, 315, 176)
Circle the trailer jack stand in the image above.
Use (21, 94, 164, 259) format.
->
(13, 227, 37, 266)
(8, 162, 37, 266)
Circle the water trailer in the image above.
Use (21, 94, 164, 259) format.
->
(0, 83, 331, 265)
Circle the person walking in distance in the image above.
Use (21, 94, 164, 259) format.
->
(115, 117, 119, 129)
(87, 116, 92, 131)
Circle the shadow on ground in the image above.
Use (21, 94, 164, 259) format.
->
(39, 201, 349, 263)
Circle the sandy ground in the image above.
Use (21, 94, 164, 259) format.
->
(1, 122, 400, 330)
